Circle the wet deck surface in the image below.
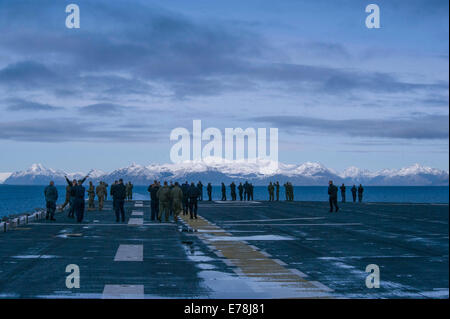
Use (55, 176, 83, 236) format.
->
(0, 200, 448, 298)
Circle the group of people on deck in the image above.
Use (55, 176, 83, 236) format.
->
(44, 178, 365, 222)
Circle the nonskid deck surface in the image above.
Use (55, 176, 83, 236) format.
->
(0, 200, 448, 299)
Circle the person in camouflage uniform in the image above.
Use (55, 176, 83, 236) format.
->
(340, 183, 346, 203)
(96, 182, 106, 211)
(126, 182, 133, 201)
(157, 181, 171, 222)
(87, 181, 96, 210)
(170, 182, 184, 222)
(268, 182, 275, 201)
(230, 182, 236, 201)
(275, 181, 280, 201)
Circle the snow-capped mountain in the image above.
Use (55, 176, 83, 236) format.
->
(0, 172, 12, 183)
(1, 162, 448, 186)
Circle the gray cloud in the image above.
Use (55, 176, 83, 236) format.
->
(78, 103, 127, 116)
(5, 98, 63, 112)
(251, 114, 449, 140)
(0, 61, 61, 89)
(0, 118, 164, 143)
(0, 1, 446, 99)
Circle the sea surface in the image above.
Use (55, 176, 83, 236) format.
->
(0, 185, 448, 218)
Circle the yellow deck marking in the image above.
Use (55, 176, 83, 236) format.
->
(180, 214, 333, 298)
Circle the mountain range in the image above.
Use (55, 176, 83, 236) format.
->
(1, 159, 448, 186)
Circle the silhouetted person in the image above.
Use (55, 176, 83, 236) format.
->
(268, 182, 274, 201)
(207, 183, 212, 201)
(243, 181, 249, 201)
(73, 179, 86, 222)
(238, 182, 243, 201)
(340, 183, 346, 203)
(148, 180, 160, 221)
(358, 184, 364, 202)
(230, 182, 236, 201)
(188, 183, 200, 219)
(181, 181, 190, 214)
(351, 185, 357, 202)
(221, 182, 226, 201)
(275, 182, 280, 201)
(328, 180, 339, 213)
(44, 181, 58, 221)
(197, 181, 203, 201)
(112, 179, 127, 222)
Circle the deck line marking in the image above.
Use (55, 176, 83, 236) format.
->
(128, 218, 143, 225)
(114, 244, 144, 261)
(222, 217, 326, 223)
(223, 223, 362, 226)
(27, 223, 176, 227)
(132, 211, 144, 216)
(114, 244, 143, 262)
(179, 214, 334, 298)
(102, 285, 144, 299)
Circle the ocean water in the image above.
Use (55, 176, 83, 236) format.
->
(0, 185, 448, 218)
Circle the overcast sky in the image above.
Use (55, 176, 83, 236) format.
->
(0, 0, 448, 172)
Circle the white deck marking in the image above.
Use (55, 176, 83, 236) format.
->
(102, 285, 144, 299)
(213, 201, 261, 204)
(222, 217, 326, 223)
(132, 211, 144, 216)
(128, 218, 143, 225)
(114, 245, 143, 262)
(28, 223, 175, 227)
(224, 223, 363, 226)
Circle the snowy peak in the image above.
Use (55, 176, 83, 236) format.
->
(2, 162, 448, 186)
(341, 166, 373, 179)
(0, 172, 12, 183)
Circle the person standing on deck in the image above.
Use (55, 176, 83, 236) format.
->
(111, 181, 118, 212)
(243, 181, 249, 201)
(104, 182, 109, 201)
(87, 181, 96, 211)
(268, 182, 274, 201)
(169, 182, 175, 216)
(230, 182, 236, 201)
(171, 182, 183, 222)
(64, 177, 76, 217)
(181, 181, 190, 215)
(126, 182, 133, 201)
(73, 179, 86, 222)
(358, 184, 364, 203)
(249, 183, 254, 201)
(221, 182, 227, 201)
(96, 182, 106, 211)
(283, 182, 289, 201)
(207, 183, 213, 201)
(328, 180, 339, 213)
(238, 182, 243, 201)
(351, 185, 357, 202)
(60, 179, 72, 212)
(275, 182, 280, 201)
(156, 181, 171, 222)
(197, 181, 203, 201)
(44, 181, 58, 221)
(65, 175, 88, 217)
(340, 183, 346, 203)
(188, 182, 200, 220)
(112, 179, 127, 222)
(148, 180, 160, 221)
